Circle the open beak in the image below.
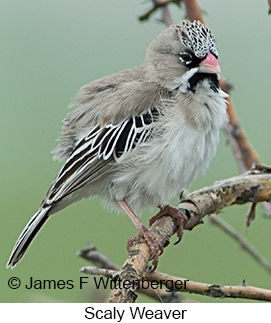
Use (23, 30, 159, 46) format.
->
(199, 53, 221, 74)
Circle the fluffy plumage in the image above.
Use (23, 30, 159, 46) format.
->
(7, 20, 228, 268)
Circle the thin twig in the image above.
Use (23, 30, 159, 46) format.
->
(149, 271, 271, 301)
(81, 266, 271, 302)
(81, 266, 116, 278)
(77, 243, 119, 270)
(138, 0, 181, 22)
(224, 97, 261, 170)
(209, 214, 271, 274)
(224, 123, 247, 173)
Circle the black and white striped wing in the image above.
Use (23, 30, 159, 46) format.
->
(46, 108, 160, 204)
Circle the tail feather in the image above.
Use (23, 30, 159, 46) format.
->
(7, 207, 50, 268)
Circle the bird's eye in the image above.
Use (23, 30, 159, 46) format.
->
(179, 52, 193, 65)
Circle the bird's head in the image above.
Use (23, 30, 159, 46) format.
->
(145, 20, 220, 93)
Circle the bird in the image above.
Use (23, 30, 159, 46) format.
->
(7, 20, 228, 269)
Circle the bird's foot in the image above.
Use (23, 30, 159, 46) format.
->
(127, 224, 163, 271)
(149, 205, 188, 245)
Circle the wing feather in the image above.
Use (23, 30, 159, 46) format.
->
(46, 103, 168, 205)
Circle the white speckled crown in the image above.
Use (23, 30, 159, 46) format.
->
(178, 20, 218, 59)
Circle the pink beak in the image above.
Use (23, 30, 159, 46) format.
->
(199, 53, 221, 74)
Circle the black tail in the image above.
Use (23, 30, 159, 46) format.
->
(7, 206, 50, 268)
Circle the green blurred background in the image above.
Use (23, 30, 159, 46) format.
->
(1, 0, 271, 303)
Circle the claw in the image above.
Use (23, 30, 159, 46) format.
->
(127, 225, 163, 271)
(149, 205, 188, 245)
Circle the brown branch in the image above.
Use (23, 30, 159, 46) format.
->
(183, 0, 203, 22)
(77, 243, 119, 270)
(224, 97, 261, 170)
(81, 266, 271, 302)
(149, 271, 271, 301)
(106, 215, 178, 302)
(224, 123, 247, 173)
(178, 169, 271, 229)
(209, 214, 271, 274)
(104, 169, 271, 302)
(138, 0, 181, 23)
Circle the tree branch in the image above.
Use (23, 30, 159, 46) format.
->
(81, 266, 271, 302)
(77, 243, 119, 270)
(183, 0, 203, 22)
(138, 0, 181, 24)
(149, 271, 271, 301)
(104, 169, 271, 302)
(106, 215, 177, 302)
